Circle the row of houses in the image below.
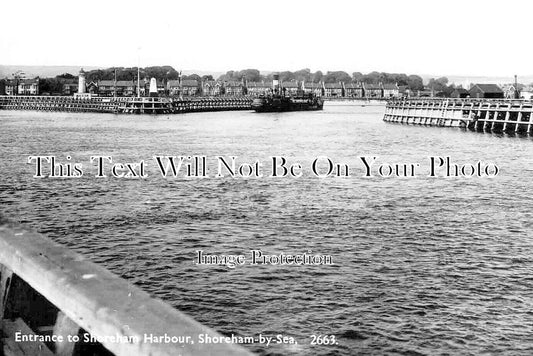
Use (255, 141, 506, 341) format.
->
(3, 76, 533, 100)
(2, 78, 403, 98)
(58, 79, 404, 98)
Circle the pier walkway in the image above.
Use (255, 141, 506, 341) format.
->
(384, 98, 533, 134)
(0, 223, 253, 356)
(0, 95, 253, 115)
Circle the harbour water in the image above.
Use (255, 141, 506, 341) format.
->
(1, 103, 532, 355)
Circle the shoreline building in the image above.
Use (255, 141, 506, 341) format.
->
(281, 81, 300, 96)
(450, 88, 469, 98)
(468, 84, 504, 99)
(383, 83, 400, 98)
(501, 84, 521, 99)
(247, 82, 272, 96)
(182, 79, 200, 96)
(202, 80, 223, 96)
(344, 83, 364, 98)
(224, 81, 246, 96)
(363, 83, 383, 98)
(5, 78, 40, 95)
(18, 78, 40, 95)
(520, 86, 533, 100)
(323, 82, 344, 97)
(304, 82, 325, 97)
(398, 85, 412, 98)
(97, 80, 148, 97)
(167, 79, 201, 96)
(62, 79, 78, 95)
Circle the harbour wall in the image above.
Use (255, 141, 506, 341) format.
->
(0, 223, 253, 356)
(384, 98, 533, 134)
(0, 95, 388, 114)
(0, 95, 253, 114)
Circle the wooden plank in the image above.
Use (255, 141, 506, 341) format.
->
(0, 264, 13, 321)
(53, 312, 79, 356)
(2, 318, 54, 356)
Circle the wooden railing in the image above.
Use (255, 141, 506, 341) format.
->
(0, 223, 253, 356)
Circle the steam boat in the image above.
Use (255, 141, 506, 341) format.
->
(252, 74, 324, 112)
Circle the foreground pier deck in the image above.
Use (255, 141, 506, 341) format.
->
(0, 95, 253, 114)
(384, 98, 533, 134)
(0, 223, 253, 356)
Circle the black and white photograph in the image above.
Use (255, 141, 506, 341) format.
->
(0, 0, 532, 355)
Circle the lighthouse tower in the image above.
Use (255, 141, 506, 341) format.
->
(78, 69, 86, 94)
(74, 68, 91, 98)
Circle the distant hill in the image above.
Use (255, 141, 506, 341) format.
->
(0, 65, 224, 80)
(0, 65, 104, 79)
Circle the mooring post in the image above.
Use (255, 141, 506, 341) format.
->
(515, 104, 523, 133)
(490, 106, 497, 131)
(484, 107, 490, 131)
(527, 103, 533, 134)
(475, 103, 482, 131)
(474, 103, 482, 130)
(503, 108, 511, 131)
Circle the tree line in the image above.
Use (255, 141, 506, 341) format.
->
(4, 66, 465, 94)
(217, 69, 426, 91)
(79, 66, 429, 91)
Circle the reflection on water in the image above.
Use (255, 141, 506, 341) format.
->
(1, 103, 532, 355)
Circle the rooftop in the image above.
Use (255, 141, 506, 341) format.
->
(471, 84, 503, 93)
(324, 83, 343, 89)
(382, 84, 398, 90)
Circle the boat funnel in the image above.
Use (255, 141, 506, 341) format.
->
(272, 74, 280, 94)
(272, 74, 279, 89)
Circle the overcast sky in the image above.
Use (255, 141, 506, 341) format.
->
(1, 0, 531, 77)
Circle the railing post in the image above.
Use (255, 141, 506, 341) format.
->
(0, 264, 13, 321)
(54, 311, 80, 356)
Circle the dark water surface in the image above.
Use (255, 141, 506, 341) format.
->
(1, 103, 532, 355)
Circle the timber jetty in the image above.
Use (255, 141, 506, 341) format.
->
(0, 223, 253, 356)
(384, 98, 533, 134)
(0, 95, 253, 114)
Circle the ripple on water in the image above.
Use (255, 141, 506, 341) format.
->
(0, 107, 532, 355)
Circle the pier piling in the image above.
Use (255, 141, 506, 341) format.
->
(0, 95, 254, 115)
(384, 98, 533, 135)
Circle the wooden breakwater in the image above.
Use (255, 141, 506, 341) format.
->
(384, 98, 533, 134)
(0, 95, 253, 114)
(0, 223, 253, 356)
